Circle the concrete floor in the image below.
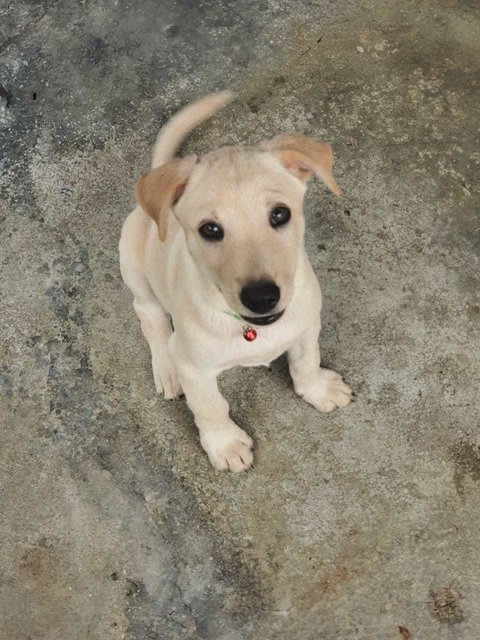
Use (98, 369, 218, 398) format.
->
(1, 1, 479, 638)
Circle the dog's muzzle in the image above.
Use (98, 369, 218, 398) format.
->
(240, 310, 284, 326)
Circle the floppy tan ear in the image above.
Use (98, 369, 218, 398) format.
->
(135, 155, 197, 242)
(262, 134, 341, 196)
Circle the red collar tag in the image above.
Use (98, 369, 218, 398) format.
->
(243, 327, 257, 342)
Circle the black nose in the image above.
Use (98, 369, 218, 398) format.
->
(240, 280, 280, 314)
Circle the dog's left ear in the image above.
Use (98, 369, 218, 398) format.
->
(261, 134, 341, 196)
(135, 155, 197, 242)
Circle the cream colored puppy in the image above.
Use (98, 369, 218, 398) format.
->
(119, 92, 352, 472)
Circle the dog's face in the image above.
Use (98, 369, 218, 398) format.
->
(175, 148, 306, 322)
(136, 136, 340, 323)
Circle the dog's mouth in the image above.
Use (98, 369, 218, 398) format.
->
(240, 310, 284, 326)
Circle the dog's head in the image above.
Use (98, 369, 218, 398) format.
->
(136, 135, 340, 324)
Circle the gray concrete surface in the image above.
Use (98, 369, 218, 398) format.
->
(1, 1, 479, 638)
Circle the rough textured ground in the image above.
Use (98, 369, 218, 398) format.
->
(1, 1, 479, 638)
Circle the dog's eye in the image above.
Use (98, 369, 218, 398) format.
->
(199, 221, 224, 241)
(270, 206, 291, 228)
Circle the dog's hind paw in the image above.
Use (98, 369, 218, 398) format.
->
(152, 355, 183, 399)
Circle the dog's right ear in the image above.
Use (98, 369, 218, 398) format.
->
(135, 155, 197, 242)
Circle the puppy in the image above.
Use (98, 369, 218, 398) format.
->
(119, 92, 352, 472)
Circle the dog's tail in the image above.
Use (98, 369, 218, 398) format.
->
(151, 91, 233, 169)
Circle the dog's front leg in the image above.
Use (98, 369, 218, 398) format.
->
(176, 364, 253, 471)
(288, 324, 352, 413)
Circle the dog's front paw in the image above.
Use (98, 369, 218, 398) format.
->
(297, 368, 352, 413)
(200, 422, 254, 472)
(152, 353, 183, 400)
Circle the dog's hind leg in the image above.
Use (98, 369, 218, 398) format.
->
(120, 254, 182, 399)
(134, 296, 182, 399)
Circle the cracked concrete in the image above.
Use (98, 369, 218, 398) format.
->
(1, 0, 479, 638)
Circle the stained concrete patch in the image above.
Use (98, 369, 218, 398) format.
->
(451, 441, 480, 497)
(1, 0, 480, 639)
(397, 626, 412, 640)
(429, 587, 464, 625)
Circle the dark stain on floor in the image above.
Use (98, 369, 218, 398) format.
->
(451, 441, 480, 497)
(429, 587, 464, 624)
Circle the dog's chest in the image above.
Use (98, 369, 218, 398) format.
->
(216, 322, 301, 369)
